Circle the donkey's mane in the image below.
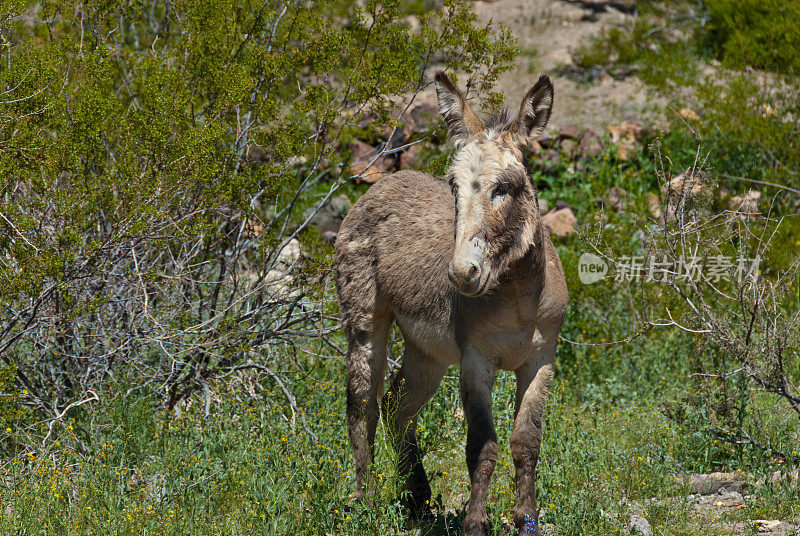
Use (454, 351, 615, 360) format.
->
(484, 108, 514, 133)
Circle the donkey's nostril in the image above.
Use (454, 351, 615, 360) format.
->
(465, 264, 478, 280)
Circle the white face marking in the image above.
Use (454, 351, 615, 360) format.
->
(447, 136, 526, 296)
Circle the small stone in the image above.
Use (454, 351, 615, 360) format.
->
(646, 193, 661, 219)
(754, 520, 783, 533)
(628, 514, 650, 536)
(537, 198, 550, 216)
(349, 139, 395, 183)
(600, 186, 628, 212)
(664, 170, 706, 197)
(576, 128, 603, 158)
(559, 123, 581, 140)
(729, 189, 761, 214)
(678, 107, 700, 121)
(542, 207, 576, 238)
(276, 238, 301, 267)
(555, 200, 570, 210)
(528, 140, 543, 155)
(608, 120, 645, 144)
(560, 138, 578, 156)
(399, 144, 422, 169)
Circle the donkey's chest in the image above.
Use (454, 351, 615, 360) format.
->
(463, 294, 545, 370)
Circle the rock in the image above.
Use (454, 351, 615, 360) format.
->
(304, 194, 351, 242)
(528, 139, 542, 155)
(679, 472, 750, 495)
(538, 134, 556, 149)
(600, 186, 628, 212)
(559, 123, 581, 140)
(399, 144, 422, 169)
(246, 142, 270, 165)
(664, 170, 707, 198)
(628, 514, 650, 536)
(615, 143, 636, 161)
(276, 238, 301, 267)
(608, 120, 645, 144)
(760, 103, 776, 117)
(560, 138, 578, 156)
(576, 128, 603, 158)
(678, 107, 700, 121)
(537, 198, 550, 216)
(608, 120, 645, 161)
(384, 127, 407, 151)
(542, 208, 576, 238)
(729, 189, 761, 214)
(754, 520, 783, 533)
(544, 148, 559, 162)
(646, 193, 661, 219)
(555, 199, 570, 211)
(407, 103, 439, 135)
(348, 139, 395, 183)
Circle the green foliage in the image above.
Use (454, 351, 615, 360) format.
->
(702, 0, 800, 76)
(0, 0, 515, 440)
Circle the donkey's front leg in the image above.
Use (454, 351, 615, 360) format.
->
(510, 345, 555, 535)
(460, 349, 498, 536)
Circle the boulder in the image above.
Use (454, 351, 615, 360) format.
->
(646, 192, 662, 219)
(559, 123, 581, 140)
(399, 144, 423, 170)
(753, 520, 783, 533)
(678, 472, 750, 495)
(576, 128, 603, 158)
(537, 198, 550, 216)
(678, 107, 700, 121)
(304, 194, 351, 243)
(276, 238, 301, 268)
(608, 120, 645, 162)
(600, 186, 628, 212)
(628, 514, 651, 536)
(349, 140, 396, 183)
(560, 138, 578, 156)
(663, 169, 707, 198)
(542, 208, 576, 238)
(407, 102, 439, 135)
(729, 189, 761, 214)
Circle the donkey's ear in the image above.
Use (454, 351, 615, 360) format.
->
(435, 71, 485, 146)
(511, 74, 554, 145)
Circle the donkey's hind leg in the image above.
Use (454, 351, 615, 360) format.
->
(382, 344, 447, 517)
(344, 304, 392, 501)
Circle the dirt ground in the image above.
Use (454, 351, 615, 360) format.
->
(471, 0, 665, 134)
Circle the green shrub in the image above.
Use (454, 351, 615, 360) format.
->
(703, 0, 800, 76)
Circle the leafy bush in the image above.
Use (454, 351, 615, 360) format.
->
(702, 0, 800, 76)
(0, 0, 514, 450)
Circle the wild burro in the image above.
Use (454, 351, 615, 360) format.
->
(334, 71, 568, 536)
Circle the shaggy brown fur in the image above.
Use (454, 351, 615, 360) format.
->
(335, 72, 568, 536)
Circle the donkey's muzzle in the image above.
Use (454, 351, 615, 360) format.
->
(448, 259, 485, 296)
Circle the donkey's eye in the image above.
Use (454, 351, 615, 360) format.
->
(492, 183, 510, 199)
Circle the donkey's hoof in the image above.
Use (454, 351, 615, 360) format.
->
(516, 513, 538, 536)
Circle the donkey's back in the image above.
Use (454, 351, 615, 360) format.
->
(335, 169, 460, 362)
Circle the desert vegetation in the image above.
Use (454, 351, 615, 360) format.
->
(1, 1, 798, 535)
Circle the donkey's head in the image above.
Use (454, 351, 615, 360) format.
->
(435, 72, 554, 296)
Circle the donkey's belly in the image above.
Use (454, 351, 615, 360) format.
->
(393, 310, 461, 366)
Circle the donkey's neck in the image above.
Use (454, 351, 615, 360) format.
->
(502, 216, 547, 284)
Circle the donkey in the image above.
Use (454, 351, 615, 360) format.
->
(334, 72, 568, 535)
